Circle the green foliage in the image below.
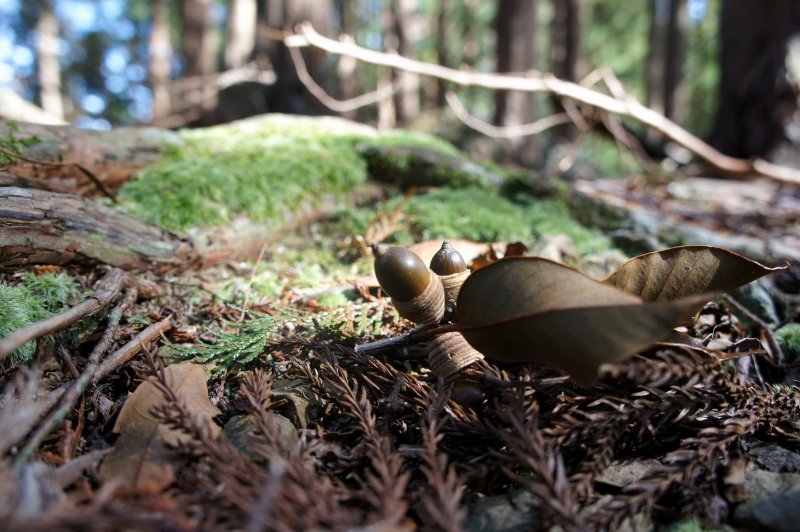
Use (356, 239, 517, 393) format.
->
(0, 273, 79, 362)
(0, 121, 42, 165)
(775, 323, 800, 360)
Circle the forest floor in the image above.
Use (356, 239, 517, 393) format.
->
(0, 114, 799, 531)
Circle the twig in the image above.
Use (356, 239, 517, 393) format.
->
(13, 287, 137, 466)
(722, 294, 785, 365)
(92, 316, 172, 383)
(445, 91, 572, 138)
(0, 268, 127, 360)
(354, 324, 437, 356)
(287, 45, 401, 113)
(0, 145, 120, 203)
(282, 23, 800, 186)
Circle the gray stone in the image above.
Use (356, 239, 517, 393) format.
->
(733, 466, 800, 529)
(463, 490, 540, 532)
(223, 413, 298, 463)
(595, 459, 661, 488)
(749, 444, 800, 473)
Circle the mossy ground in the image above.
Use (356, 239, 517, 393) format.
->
(0, 273, 79, 362)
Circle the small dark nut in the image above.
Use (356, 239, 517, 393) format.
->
(430, 240, 467, 276)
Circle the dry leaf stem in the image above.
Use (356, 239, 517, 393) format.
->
(93, 316, 172, 383)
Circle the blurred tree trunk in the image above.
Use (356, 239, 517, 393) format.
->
(647, 0, 688, 125)
(336, 0, 358, 120)
(387, 0, 420, 125)
(260, 0, 332, 114)
(435, 0, 449, 108)
(149, 0, 172, 126)
(225, 0, 258, 69)
(35, 4, 63, 121)
(709, 0, 800, 158)
(551, 0, 580, 82)
(550, 0, 581, 141)
(494, 0, 538, 164)
(181, 0, 217, 119)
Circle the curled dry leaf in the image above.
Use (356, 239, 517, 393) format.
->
(605, 245, 787, 302)
(453, 257, 711, 386)
(99, 362, 220, 491)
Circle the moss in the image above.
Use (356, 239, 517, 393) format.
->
(398, 187, 611, 256)
(776, 323, 800, 360)
(0, 273, 79, 362)
(0, 121, 42, 165)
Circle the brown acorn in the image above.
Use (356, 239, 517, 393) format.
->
(428, 331, 484, 382)
(371, 244, 445, 325)
(429, 241, 470, 305)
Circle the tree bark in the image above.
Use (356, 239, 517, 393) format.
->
(551, 0, 580, 82)
(0, 119, 179, 196)
(709, 0, 800, 158)
(647, 0, 687, 125)
(493, 0, 537, 163)
(0, 187, 197, 272)
(435, 0, 449, 108)
(225, 0, 258, 69)
(35, 5, 63, 121)
(336, 0, 359, 120)
(180, 0, 217, 119)
(149, 0, 172, 126)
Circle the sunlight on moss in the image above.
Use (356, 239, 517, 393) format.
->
(776, 323, 800, 360)
(0, 273, 79, 362)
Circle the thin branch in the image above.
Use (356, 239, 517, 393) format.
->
(0, 268, 127, 360)
(445, 91, 572, 138)
(283, 23, 800, 186)
(287, 45, 401, 113)
(92, 316, 172, 383)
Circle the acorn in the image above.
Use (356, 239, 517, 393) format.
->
(371, 244, 445, 325)
(429, 241, 470, 305)
(428, 331, 484, 382)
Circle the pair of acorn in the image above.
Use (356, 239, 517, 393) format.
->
(370, 241, 484, 380)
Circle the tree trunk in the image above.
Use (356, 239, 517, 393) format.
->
(225, 0, 258, 69)
(493, 0, 537, 164)
(180, 0, 217, 119)
(709, 0, 800, 158)
(551, 0, 580, 82)
(435, 0, 449, 108)
(390, 0, 420, 124)
(647, 0, 687, 124)
(261, 0, 332, 114)
(336, 0, 358, 120)
(35, 5, 63, 121)
(149, 0, 172, 126)
(0, 187, 197, 272)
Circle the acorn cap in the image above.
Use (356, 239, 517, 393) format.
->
(371, 244, 430, 302)
(430, 240, 467, 276)
(428, 331, 484, 381)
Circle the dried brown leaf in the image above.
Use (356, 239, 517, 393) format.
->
(454, 257, 710, 385)
(99, 362, 220, 491)
(605, 245, 786, 302)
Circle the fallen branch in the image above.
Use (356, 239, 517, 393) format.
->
(93, 316, 172, 383)
(0, 268, 127, 360)
(284, 23, 800, 186)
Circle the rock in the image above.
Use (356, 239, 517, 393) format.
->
(595, 459, 661, 488)
(223, 413, 298, 463)
(748, 443, 800, 473)
(463, 490, 540, 532)
(732, 466, 800, 529)
(270, 379, 324, 429)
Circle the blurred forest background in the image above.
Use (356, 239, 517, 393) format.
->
(2, 0, 800, 171)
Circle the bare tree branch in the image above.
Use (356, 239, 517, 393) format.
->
(282, 22, 800, 186)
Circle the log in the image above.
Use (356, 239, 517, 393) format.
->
(0, 186, 197, 272)
(0, 120, 180, 196)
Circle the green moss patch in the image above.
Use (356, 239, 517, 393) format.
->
(118, 116, 506, 232)
(0, 273, 79, 362)
(776, 323, 800, 360)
